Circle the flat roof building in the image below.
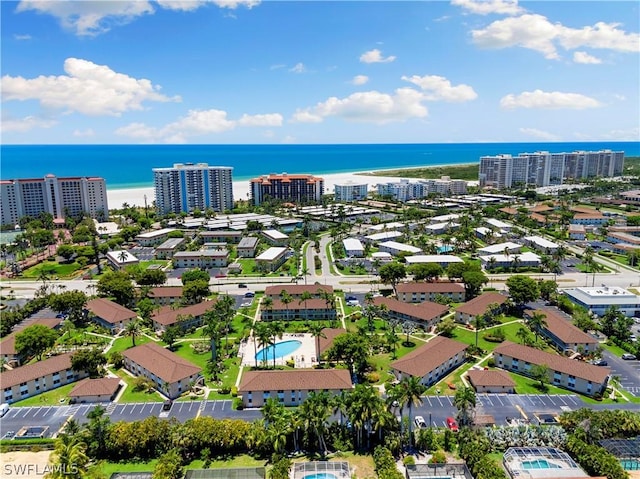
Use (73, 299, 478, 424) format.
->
(250, 173, 324, 206)
(334, 182, 368, 202)
(564, 285, 640, 317)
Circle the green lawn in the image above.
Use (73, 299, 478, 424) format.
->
(110, 368, 164, 403)
(506, 370, 578, 395)
(107, 334, 154, 355)
(424, 360, 476, 395)
(11, 382, 77, 407)
(22, 261, 83, 279)
(99, 455, 267, 476)
(450, 321, 525, 353)
(601, 341, 628, 357)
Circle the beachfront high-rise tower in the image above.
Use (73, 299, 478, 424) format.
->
(249, 173, 324, 206)
(0, 174, 108, 226)
(153, 163, 233, 215)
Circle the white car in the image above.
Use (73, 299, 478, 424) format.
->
(414, 415, 427, 428)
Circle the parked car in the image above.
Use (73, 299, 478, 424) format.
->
(622, 353, 637, 360)
(238, 283, 248, 288)
(446, 417, 459, 432)
(592, 359, 608, 366)
(162, 400, 173, 411)
(414, 416, 427, 429)
(345, 295, 357, 301)
(244, 292, 255, 298)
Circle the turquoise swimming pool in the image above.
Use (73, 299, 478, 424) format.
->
(620, 459, 640, 470)
(303, 474, 338, 479)
(255, 340, 302, 361)
(521, 459, 562, 469)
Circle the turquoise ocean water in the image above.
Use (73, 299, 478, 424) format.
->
(1, 142, 638, 190)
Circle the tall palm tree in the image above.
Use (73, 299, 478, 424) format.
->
(472, 316, 485, 348)
(254, 322, 272, 367)
(216, 294, 236, 354)
(527, 311, 548, 343)
(453, 386, 477, 427)
(125, 319, 141, 347)
(516, 326, 530, 345)
(279, 290, 293, 321)
(299, 290, 313, 321)
(45, 434, 90, 479)
(308, 322, 327, 364)
(345, 383, 383, 449)
(299, 391, 331, 455)
(268, 321, 285, 368)
(397, 376, 425, 447)
(300, 266, 310, 285)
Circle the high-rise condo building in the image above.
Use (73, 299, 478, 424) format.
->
(334, 182, 368, 202)
(153, 163, 234, 215)
(376, 176, 467, 201)
(0, 174, 108, 226)
(250, 173, 324, 206)
(479, 150, 624, 189)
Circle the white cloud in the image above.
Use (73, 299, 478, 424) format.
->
(573, 51, 602, 64)
(73, 128, 96, 137)
(451, 0, 524, 16)
(16, 0, 155, 36)
(270, 64, 286, 70)
(14, 34, 32, 40)
(471, 14, 640, 59)
(359, 49, 396, 64)
(1, 58, 180, 116)
(401, 75, 477, 102)
(289, 63, 306, 74)
(1, 115, 56, 132)
(519, 127, 560, 141)
(500, 89, 602, 109)
(291, 88, 427, 124)
(351, 75, 369, 86)
(16, 0, 259, 36)
(116, 108, 282, 142)
(237, 113, 283, 127)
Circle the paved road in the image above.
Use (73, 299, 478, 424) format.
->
(3, 394, 640, 439)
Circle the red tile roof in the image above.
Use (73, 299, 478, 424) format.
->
(123, 342, 201, 383)
(238, 369, 352, 393)
(69, 377, 121, 398)
(391, 336, 468, 377)
(151, 300, 217, 326)
(526, 309, 598, 345)
(467, 369, 515, 388)
(318, 328, 347, 354)
(456, 292, 507, 317)
(265, 298, 333, 311)
(86, 298, 137, 324)
(372, 297, 448, 323)
(397, 282, 465, 294)
(264, 284, 333, 297)
(494, 341, 610, 384)
(148, 287, 184, 298)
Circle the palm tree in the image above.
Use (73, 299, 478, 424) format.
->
(125, 319, 141, 347)
(308, 322, 327, 364)
(279, 290, 293, 321)
(45, 434, 90, 479)
(216, 294, 236, 354)
(397, 376, 425, 447)
(454, 386, 477, 427)
(385, 326, 400, 358)
(345, 383, 383, 449)
(516, 326, 530, 345)
(472, 316, 485, 348)
(254, 322, 272, 367)
(268, 321, 285, 368)
(299, 290, 313, 321)
(401, 320, 416, 346)
(202, 309, 223, 364)
(300, 266, 310, 285)
(299, 391, 331, 455)
(527, 311, 548, 343)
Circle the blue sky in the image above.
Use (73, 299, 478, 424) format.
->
(1, 0, 638, 144)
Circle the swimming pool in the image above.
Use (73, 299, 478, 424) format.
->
(302, 474, 338, 479)
(521, 459, 562, 470)
(620, 459, 640, 470)
(255, 340, 302, 361)
(438, 245, 453, 254)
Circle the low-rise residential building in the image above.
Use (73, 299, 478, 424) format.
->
(564, 286, 640, 317)
(198, 230, 243, 244)
(371, 251, 393, 263)
(172, 249, 229, 268)
(429, 214, 461, 224)
(85, 298, 138, 334)
(238, 369, 353, 407)
(455, 292, 508, 324)
(372, 297, 448, 330)
(571, 213, 607, 226)
(390, 336, 468, 386)
(425, 222, 459, 235)
(265, 284, 333, 299)
(135, 228, 177, 247)
(106, 250, 140, 270)
(155, 237, 186, 259)
(466, 369, 516, 394)
(122, 342, 202, 400)
(396, 282, 465, 303)
(152, 300, 217, 332)
(0, 353, 88, 404)
(525, 309, 598, 354)
(0, 317, 62, 366)
(255, 247, 289, 272)
(569, 224, 586, 240)
(404, 255, 464, 268)
(479, 251, 541, 270)
(146, 286, 184, 306)
(237, 236, 259, 258)
(363, 231, 403, 244)
(261, 229, 289, 246)
(69, 377, 122, 403)
(486, 218, 514, 232)
(343, 238, 364, 257)
(261, 298, 337, 321)
(523, 235, 560, 254)
(475, 227, 502, 241)
(378, 241, 422, 256)
(607, 231, 640, 246)
(493, 341, 610, 397)
(477, 242, 522, 256)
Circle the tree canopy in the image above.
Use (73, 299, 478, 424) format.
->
(15, 324, 59, 361)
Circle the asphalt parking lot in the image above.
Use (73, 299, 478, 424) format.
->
(602, 350, 640, 395)
(128, 247, 155, 261)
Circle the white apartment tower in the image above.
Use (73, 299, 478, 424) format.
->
(334, 182, 368, 202)
(153, 163, 234, 215)
(0, 175, 108, 226)
(479, 150, 624, 189)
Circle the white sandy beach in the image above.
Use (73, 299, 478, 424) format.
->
(106, 170, 430, 208)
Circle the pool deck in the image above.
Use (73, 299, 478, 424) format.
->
(240, 333, 318, 368)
